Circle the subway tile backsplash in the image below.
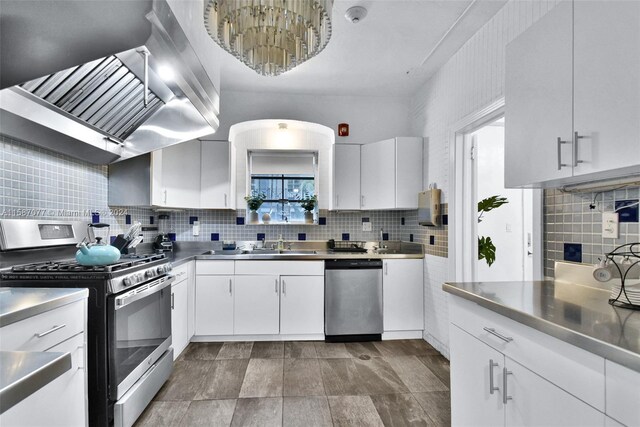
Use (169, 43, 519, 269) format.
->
(544, 187, 640, 278)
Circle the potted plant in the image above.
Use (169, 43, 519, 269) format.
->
(244, 192, 266, 224)
(300, 195, 317, 224)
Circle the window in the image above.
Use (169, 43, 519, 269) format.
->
(248, 151, 317, 223)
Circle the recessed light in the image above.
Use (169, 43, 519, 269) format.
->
(157, 65, 175, 82)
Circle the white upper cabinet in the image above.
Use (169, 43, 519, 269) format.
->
(152, 139, 201, 208)
(360, 137, 423, 210)
(333, 144, 361, 210)
(505, 0, 640, 187)
(572, 0, 640, 177)
(505, 0, 573, 187)
(200, 141, 236, 209)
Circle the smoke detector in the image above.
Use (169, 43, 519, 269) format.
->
(345, 6, 367, 24)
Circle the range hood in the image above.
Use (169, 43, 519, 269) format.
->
(0, 0, 219, 164)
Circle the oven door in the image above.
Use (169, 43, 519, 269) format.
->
(108, 274, 174, 401)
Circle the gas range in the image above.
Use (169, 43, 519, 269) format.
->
(2, 253, 172, 294)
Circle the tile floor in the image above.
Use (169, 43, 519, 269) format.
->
(136, 340, 451, 426)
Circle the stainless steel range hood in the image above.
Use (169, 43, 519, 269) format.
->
(0, 0, 219, 164)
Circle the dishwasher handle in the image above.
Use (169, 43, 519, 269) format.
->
(325, 260, 383, 270)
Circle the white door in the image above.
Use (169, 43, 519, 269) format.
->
(160, 139, 202, 208)
(505, 357, 605, 427)
(200, 141, 232, 209)
(195, 276, 234, 336)
(505, 0, 573, 186)
(234, 275, 280, 335)
(333, 144, 361, 210)
(361, 138, 395, 209)
(573, 0, 640, 177)
(280, 276, 324, 335)
(171, 279, 189, 359)
(383, 259, 423, 332)
(450, 325, 505, 427)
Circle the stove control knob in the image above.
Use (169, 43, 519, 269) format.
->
(123, 277, 132, 287)
(137, 273, 144, 282)
(145, 270, 154, 278)
(156, 266, 165, 274)
(166, 263, 173, 272)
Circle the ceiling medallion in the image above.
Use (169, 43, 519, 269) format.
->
(204, 0, 333, 77)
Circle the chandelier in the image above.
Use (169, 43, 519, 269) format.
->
(204, 0, 333, 76)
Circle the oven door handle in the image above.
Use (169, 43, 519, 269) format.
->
(114, 275, 175, 310)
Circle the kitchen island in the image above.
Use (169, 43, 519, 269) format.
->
(444, 280, 639, 427)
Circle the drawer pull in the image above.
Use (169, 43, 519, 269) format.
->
(489, 359, 499, 394)
(483, 327, 513, 343)
(503, 368, 513, 404)
(36, 324, 66, 338)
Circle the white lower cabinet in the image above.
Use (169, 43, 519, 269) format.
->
(383, 259, 423, 332)
(605, 360, 640, 427)
(170, 279, 189, 359)
(451, 323, 604, 427)
(234, 275, 280, 335)
(280, 275, 324, 335)
(195, 275, 234, 336)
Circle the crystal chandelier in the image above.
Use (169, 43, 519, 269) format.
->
(204, 0, 333, 76)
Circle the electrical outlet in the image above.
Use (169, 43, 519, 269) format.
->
(362, 221, 372, 232)
(193, 220, 200, 236)
(602, 212, 619, 238)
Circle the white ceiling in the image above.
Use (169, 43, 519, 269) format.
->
(217, 0, 508, 97)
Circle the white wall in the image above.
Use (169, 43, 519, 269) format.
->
(214, 90, 413, 144)
(410, 0, 561, 356)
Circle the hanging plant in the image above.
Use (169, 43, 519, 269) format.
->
(300, 195, 317, 212)
(478, 195, 509, 267)
(244, 192, 266, 211)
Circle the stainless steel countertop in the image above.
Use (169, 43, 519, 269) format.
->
(0, 288, 88, 327)
(443, 281, 640, 372)
(0, 350, 72, 414)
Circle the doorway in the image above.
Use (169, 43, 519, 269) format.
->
(465, 117, 534, 281)
(451, 101, 542, 282)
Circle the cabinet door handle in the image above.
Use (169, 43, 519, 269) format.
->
(282, 280, 286, 295)
(229, 278, 232, 295)
(224, 193, 227, 207)
(336, 194, 339, 207)
(171, 292, 175, 309)
(275, 278, 278, 293)
(36, 324, 66, 338)
(361, 195, 365, 207)
(503, 368, 513, 404)
(574, 132, 585, 167)
(556, 137, 570, 170)
(384, 262, 388, 275)
(483, 327, 513, 343)
(163, 189, 167, 204)
(489, 359, 499, 394)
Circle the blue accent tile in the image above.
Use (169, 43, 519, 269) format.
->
(382, 233, 389, 241)
(236, 217, 245, 225)
(125, 214, 131, 225)
(401, 217, 405, 225)
(91, 212, 100, 223)
(319, 217, 327, 225)
(168, 232, 177, 242)
(429, 235, 435, 245)
(361, 217, 370, 223)
(409, 234, 414, 242)
(564, 243, 582, 263)
(257, 233, 266, 241)
(342, 233, 350, 241)
(298, 233, 307, 241)
(615, 200, 639, 223)
(189, 216, 198, 225)
(211, 233, 220, 241)
(442, 214, 448, 225)
(149, 216, 154, 225)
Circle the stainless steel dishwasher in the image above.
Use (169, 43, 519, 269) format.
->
(325, 259, 383, 342)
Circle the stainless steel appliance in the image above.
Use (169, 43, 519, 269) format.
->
(0, 0, 219, 164)
(0, 219, 174, 427)
(325, 259, 383, 342)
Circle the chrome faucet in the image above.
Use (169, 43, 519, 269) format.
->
(379, 228, 384, 249)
